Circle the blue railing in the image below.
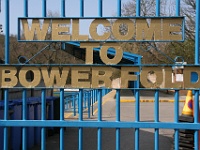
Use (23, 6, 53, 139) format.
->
(55, 88, 111, 118)
(1, 0, 200, 150)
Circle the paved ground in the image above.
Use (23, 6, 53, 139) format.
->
(31, 89, 187, 150)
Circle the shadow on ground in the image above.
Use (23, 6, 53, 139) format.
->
(31, 127, 173, 150)
(119, 89, 188, 97)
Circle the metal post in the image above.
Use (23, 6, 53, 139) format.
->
(156, 0, 160, 16)
(41, 1, 47, 149)
(116, 89, 120, 150)
(136, 0, 140, 16)
(176, 0, 180, 16)
(22, 1, 28, 149)
(98, 0, 102, 17)
(24, 0, 28, 17)
(61, 0, 65, 17)
(154, 90, 159, 150)
(135, 89, 140, 150)
(80, 0, 84, 17)
(42, 0, 46, 17)
(41, 89, 46, 150)
(4, 0, 9, 149)
(97, 89, 102, 150)
(195, 0, 200, 64)
(78, 89, 83, 150)
(117, 0, 121, 17)
(194, 90, 199, 149)
(60, 89, 65, 150)
(174, 90, 179, 150)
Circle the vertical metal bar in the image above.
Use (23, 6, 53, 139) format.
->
(154, 90, 159, 150)
(98, 0, 102, 17)
(92, 90, 95, 115)
(5, 0, 9, 64)
(73, 95, 76, 116)
(60, 89, 64, 150)
(42, 0, 47, 17)
(176, 0, 180, 16)
(195, 0, 200, 64)
(135, 89, 140, 150)
(24, 0, 28, 17)
(22, 90, 27, 150)
(174, 90, 179, 123)
(83, 92, 85, 109)
(116, 89, 120, 122)
(61, 0, 65, 52)
(98, 89, 102, 121)
(136, 0, 140, 16)
(154, 90, 159, 121)
(174, 90, 179, 150)
(61, 0, 65, 17)
(41, 1, 47, 149)
(97, 89, 102, 150)
(3, 90, 8, 150)
(116, 89, 120, 150)
(41, 89, 46, 150)
(4, 0, 9, 149)
(96, 89, 98, 102)
(156, 0, 160, 16)
(194, 90, 199, 150)
(117, 0, 121, 17)
(22, 1, 28, 149)
(80, 0, 84, 17)
(88, 91, 91, 118)
(79, 89, 83, 150)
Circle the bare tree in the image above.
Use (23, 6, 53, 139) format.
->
(181, 0, 195, 40)
(119, 0, 195, 64)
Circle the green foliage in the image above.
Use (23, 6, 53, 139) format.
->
(165, 40, 195, 64)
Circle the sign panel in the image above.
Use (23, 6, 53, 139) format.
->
(18, 17, 185, 42)
(0, 65, 199, 89)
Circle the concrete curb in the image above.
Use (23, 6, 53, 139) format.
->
(120, 99, 186, 103)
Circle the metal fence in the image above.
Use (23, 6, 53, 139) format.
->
(1, 0, 200, 150)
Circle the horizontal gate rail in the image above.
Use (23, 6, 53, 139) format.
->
(1, 0, 200, 150)
(0, 120, 200, 130)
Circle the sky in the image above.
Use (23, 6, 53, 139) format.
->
(0, 0, 130, 35)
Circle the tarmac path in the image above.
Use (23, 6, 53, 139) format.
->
(31, 89, 186, 150)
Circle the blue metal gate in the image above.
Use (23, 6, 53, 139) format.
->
(0, 0, 200, 150)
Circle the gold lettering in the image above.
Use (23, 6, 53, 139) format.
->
(184, 67, 200, 88)
(22, 19, 50, 40)
(89, 19, 111, 41)
(41, 67, 70, 88)
(120, 67, 139, 88)
(92, 67, 112, 88)
(140, 67, 163, 88)
(71, 67, 91, 88)
(100, 43, 123, 64)
(0, 67, 18, 87)
(52, 19, 70, 40)
(164, 67, 183, 88)
(162, 18, 182, 41)
(80, 43, 100, 64)
(19, 67, 41, 87)
(112, 19, 135, 40)
(136, 19, 161, 40)
(21, 18, 184, 42)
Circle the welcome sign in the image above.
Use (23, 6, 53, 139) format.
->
(18, 17, 184, 42)
(0, 65, 199, 89)
(4, 17, 189, 89)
